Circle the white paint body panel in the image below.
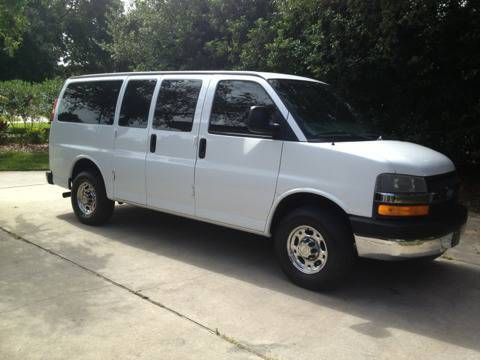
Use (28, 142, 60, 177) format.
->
(329, 140, 455, 177)
(113, 125, 150, 204)
(113, 76, 157, 205)
(194, 76, 286, 232)
(49, 71, 456, 237)
(145, 75, 210, 216)
(49, 76, 127, 198)
(273, 140, 455, 223)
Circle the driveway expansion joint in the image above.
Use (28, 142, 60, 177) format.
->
(0, 226, 275, 360)
(0, 183, 47, 190)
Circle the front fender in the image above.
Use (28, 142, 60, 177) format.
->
(265, 188, 348, 235)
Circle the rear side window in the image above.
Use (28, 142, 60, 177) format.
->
(153, 79, 202, 132)
(209, 80, 275, 136)
(119, 79, 157, 128)
(58, 80, 123, 125)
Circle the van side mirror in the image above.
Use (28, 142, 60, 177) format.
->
(247, 105, 281, 137)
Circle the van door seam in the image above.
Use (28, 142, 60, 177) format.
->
(193, 78, 211, 214)
(264, 140, 285, 234)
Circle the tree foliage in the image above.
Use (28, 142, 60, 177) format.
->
(0, 0, 122, 81)
(254, 0, 480, 168)
(107, 0, 479, 168)
(107, 0, 273, 71)
(62, 0, 123, 73)
(0, 0, 478, 169)
(0, 0, 29, 55)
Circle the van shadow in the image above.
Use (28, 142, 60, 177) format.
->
(57, 205, 480, 351)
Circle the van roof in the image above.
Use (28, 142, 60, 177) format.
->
(69, 71, 323, 83)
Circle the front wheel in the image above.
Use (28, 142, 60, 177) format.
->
(274, 206, 355, 290)
(71, 171, 114, 225)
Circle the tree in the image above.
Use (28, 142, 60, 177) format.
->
(238, 0, 479, 168)
(107, 0, 272, 71)
(107, 0, 213, 71)
(0, 0, 477, 170)
(0, 0, 122, 81)
(0, 0, 63, 81)
(0, 0, 29, 55)
(61, 0, 123, 74)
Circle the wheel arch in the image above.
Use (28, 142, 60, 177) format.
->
(267, 189, 350, 236)
(69, 156, 107, 191)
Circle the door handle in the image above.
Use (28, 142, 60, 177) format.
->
(198, 138, 207, 159)
(150, 134, 157, 153)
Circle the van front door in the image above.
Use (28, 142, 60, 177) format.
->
(145, 76, 208, 216)
(194, 77, 287, 232)
(113, 77, 157, 204)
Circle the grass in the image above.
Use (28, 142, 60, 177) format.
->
(1, 121, 49, 170)
(8, 121, 50, 131)
(0, 151, 49, 171)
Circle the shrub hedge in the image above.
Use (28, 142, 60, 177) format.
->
(0, 78, 62, 144)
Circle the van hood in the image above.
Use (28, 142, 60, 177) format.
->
(326, 140, 455, 176)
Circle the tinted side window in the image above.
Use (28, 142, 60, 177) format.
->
(209, 80, 275, 135)
(58, 80, 122, 125)
(153, 80, 202, 132)
(119, 79, 157, 128)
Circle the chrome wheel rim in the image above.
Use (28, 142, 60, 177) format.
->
(287, 225, 328, 274)
(77, 181, 97, 216)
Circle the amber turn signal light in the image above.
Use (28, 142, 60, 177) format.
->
(378, 204, 429, 216)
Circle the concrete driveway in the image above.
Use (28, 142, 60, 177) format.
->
(0, 171, 479, 360)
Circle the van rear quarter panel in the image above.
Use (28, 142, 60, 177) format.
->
(275, 141, 391, 219)
(50, 77, 127, 197)
(51, 122, 115, 197)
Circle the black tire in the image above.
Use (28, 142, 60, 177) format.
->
(274, 205, 355, 290)
(71, 171, 114, 225)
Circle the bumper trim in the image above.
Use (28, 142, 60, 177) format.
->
(355, 231, 461, 260)
(350, 204, 468, 240)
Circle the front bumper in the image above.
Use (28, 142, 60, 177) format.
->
(355, 231, 462, 260)
(350, 204, 468, 260)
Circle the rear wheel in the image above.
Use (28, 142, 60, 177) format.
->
(71, 171, 114, 225)
(274, 206, 355, 290)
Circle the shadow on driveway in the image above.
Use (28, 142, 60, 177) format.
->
(52, 205, 480, 351)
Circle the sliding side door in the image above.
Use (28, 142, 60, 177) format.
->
(113, 76, 157, 205)
(145, 75, 208, 216)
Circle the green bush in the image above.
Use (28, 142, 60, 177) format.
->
(0, 116, 7, 144)
(4, 122, 50, 144)
(0, 80, 36, 122)
(0, 78, 61, 144)
(35, 79, 64, 119)
(25, 126, 49, 144)
(0, 78, 63, 123)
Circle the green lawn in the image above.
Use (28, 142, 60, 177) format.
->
(0, 151, 49, 171)
(8, 121, 50, 132)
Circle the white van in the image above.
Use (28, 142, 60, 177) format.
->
(46, 71, 467, 289)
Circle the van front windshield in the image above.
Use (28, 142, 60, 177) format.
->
(268, 79, 377, 142)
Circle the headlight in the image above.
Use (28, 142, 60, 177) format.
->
(375, 174, 430, 216)
(375, 174, 427, 193)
